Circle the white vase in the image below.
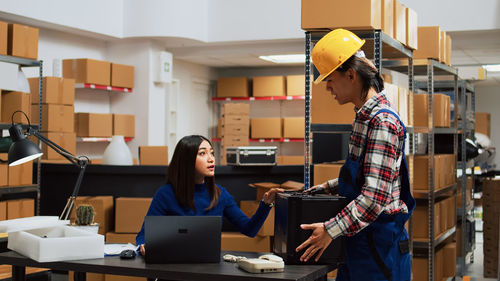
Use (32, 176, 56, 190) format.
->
(102, 135, 133, 165)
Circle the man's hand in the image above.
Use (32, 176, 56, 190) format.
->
(140, 244, 145, 256)
(303, 182, 330, 195)
(295, 223, 333, 262)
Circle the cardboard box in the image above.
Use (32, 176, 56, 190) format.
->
(221, 124, 249, 137)
(69, 272, 104, 281)
(70, 196, 114, 235)
(113, 114, 135, 138)
(1, 91, 30, 124)
(0, 201, 6, 221)
(221, 137, 249, 147)
(393, 0, 406, 44)
(115, 197, 152, 233)
(31, 104, 74, 133)
(302, 0, 382, 31)
(277, 155, 304, 165)
(139, 146, 168, 165)
(0, 153, 7, 187)
(0, 21, 6, 55)
(446, 35, 452, 66)
(283, 117, 304, 139)
(446, 195, 456, 231)
(438, 199, 447, 234)
(39, 132, 76, 160)
(28, 77, 75, 105)
(251, 118, 282, 139)
(252, 76, 285, 97)
(217, 77, 250, 98)
(414, 94, 450, 128)
(8, 161, 33, 186)
(440, 30, 447, 63)
(413, 26, 441, 60)
(221, 232, 270, 252)
(111, 63, 134, 88)
(381, 0, 394, 38)
(61, 78, 76, 105)
(6, 199, 34, 220)
(105, 275, 146, 281)
(413, 203, 440, 238)
(7, 23, 38, 60)
(281, 180, 304, 190)
(286, 75, 306, 96)
(221, 103, 250, 116)
(405, 7, 418, 49)
(413, 155, 440, 190)
(314, 163, 342, 186)
(249, 182, 281, 201)
(398, 86, 408, 126)
(222, 115, 250, 126)
(240, 200, 274, 236)
(475, 112, 490, 137)
(311, 82, 355, 124)
(63, 59, 111, 86)
(217, 118, 222, 138)
(76, 113, 113, 137)
(105, 232, 138, 244)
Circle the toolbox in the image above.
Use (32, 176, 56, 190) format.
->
(273, 191, 348, 266)
(226, 146, 277, 166)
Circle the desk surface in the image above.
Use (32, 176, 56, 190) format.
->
(0, 251, 332, 281)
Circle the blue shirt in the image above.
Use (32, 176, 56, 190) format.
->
(136, 182, 271, 245)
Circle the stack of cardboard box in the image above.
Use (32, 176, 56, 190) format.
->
(70, 196, 114, 235)
(482, 178, 500, 278)
(220, 103, 250, 165)
(106, 197, 152, 244)
(475, 112, 491, 137)
(414, 93, 452, 128)
(0, 198, 34, 220)
(63, 59, 135, 89)
(29, 77, 76, 162)
(412, 241, 456, 281)
(138, 146, 168, 165)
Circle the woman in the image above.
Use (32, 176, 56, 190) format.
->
(136, 135, 282, 255)
(297, 29, 415, 281)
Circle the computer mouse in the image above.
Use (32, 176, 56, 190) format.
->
(258, 254, 283, 263)
(120, 249, 136, 259)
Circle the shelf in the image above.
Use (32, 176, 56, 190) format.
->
(383, 59, 457, 76)
(412, 127, 457, 134)
(0, 185, 38, 198)
(413, 226, 456, 249)
(77, 137, 134, 143)
(0, 123, 39, 130)
(75, 83, 132, 93)
(0, 55, 41, 67)
(413, 183, 457, 199)
(211, 96, 305, 101)
(211, 138, 305, 143)
(311, 124, 352, 133)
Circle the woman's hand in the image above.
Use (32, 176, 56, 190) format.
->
(295, 223, 333, 262)
(262, 188, 285, 205)
(303, 182, 330, 194)
(140, 244, 146, 256)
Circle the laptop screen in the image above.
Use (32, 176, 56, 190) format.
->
(145, 216, 222, 264)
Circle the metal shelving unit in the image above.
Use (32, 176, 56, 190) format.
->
(0, 55, 43, 216)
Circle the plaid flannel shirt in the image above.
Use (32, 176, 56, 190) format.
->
(324, 90, 409, 239)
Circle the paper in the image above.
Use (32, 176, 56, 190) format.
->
(104, 243, 137, 255)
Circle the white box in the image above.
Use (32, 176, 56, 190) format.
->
(8, 225, 104, 262)
(0, 216, 67, 232)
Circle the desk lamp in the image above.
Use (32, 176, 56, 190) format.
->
(7, 110, 89, 221)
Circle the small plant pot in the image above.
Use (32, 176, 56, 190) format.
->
(67, 223, 100, 234)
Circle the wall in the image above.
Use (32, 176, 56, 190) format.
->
(474, 85, 500, 168)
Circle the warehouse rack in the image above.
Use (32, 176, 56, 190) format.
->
(211, 96, 305, 101)
(0, 55, 43, 215)
(74, 83, 132, 93)
(211, 138, 305, 143)
(77, 137, 134, 143)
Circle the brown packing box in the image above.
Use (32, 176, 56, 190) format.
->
(113, 114, 135, 138)
(301, 0, 381, 31)
(413, 203, 440, 238)
(249, 182, 281, 201)
(440, 30, 447, 63)
(6, 199, 34, 220)
(105, 232, 137, 244)
(240, 200, 274, 236)
(221, 232, 270, 252)
(69, 272, 104, 281)
(217, 77, 250, 98)
(63, 59, 111, 86)
(61, 78, 76, 105)
(139, 146, 168, 165)
(443, 242, 457, 277)
(286, 75, 306, 96)
(1, 91, 30, 124)
(281, 180, 304, 190)
(111, 63, 134, 88)
(115, 197, 152, 233)
(413, 26, 441, 60)
(413, 247, 445, 281)
(277, 155, 304, 165)
(413, 93, 451, 127)
(446, 35, 452, 66)
(446, 195, 456, 230)
(250, 118, 282, 139)
(314, 163, 342, 186)
(413, 155, 440, 190)
(438, 199, 447, 235)
(405, 7, 418, 49)
(31, 104, 74, 133)
(70, 196, 114, 235)
(312, 81, 355, 124)
(0, 21, 6, 55)
(0, 201, 6, 220)
(221, 137, 249, 147)
(7, 23, 38, 60)
(28, 77, 75, 105)
(222, 115, 250, 126)
(283, 117, 304, 139)
(105, 275, 146, 281)
(252, 76, 285, 97)
(393, 0, 406, 44)
(475, 112, 490, 137)
(38, 132, 76, 160)
(381, 0, 394, 38)
(8, 161, 33, 186)
(217, 118, 222, 138)
(76, 113, 113, 137)
(0, 153, 7, 187)
(221, 103, 250, 116)
(221, 124, 249, 137)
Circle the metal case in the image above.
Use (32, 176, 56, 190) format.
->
(226, 146, 277, 166)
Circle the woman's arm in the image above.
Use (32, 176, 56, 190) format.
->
(135, 186, 171, 247)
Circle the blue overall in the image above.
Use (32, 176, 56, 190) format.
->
(336, 109, 416, 281)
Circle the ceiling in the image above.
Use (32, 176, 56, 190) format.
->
(167, 29, 500, 87)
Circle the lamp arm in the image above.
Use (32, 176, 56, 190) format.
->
(59, 162, 88, 221)
(29, 128, 82, 166)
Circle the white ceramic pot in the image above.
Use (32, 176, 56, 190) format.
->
(66, 223, 100, 234)
(102, 135, 133, 165)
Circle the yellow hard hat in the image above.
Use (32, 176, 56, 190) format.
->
(312, 29, 365, 84)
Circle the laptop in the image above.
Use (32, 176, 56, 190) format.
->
(145, 216, 222, 264)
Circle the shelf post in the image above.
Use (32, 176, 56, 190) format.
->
(427, 59, 435, 281)
(304, 31, 312, 190)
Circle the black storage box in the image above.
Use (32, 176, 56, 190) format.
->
(273, 192, 348, 266)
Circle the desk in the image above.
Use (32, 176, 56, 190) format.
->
(0, 251, 332, 281)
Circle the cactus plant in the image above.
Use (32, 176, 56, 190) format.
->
(75, 204, 95, 225)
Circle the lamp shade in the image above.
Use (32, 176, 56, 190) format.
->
(8, 124, 43, 166)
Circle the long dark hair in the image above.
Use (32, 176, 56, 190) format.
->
(337, 55, 384, 100)
(166, 135, 220, 211)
